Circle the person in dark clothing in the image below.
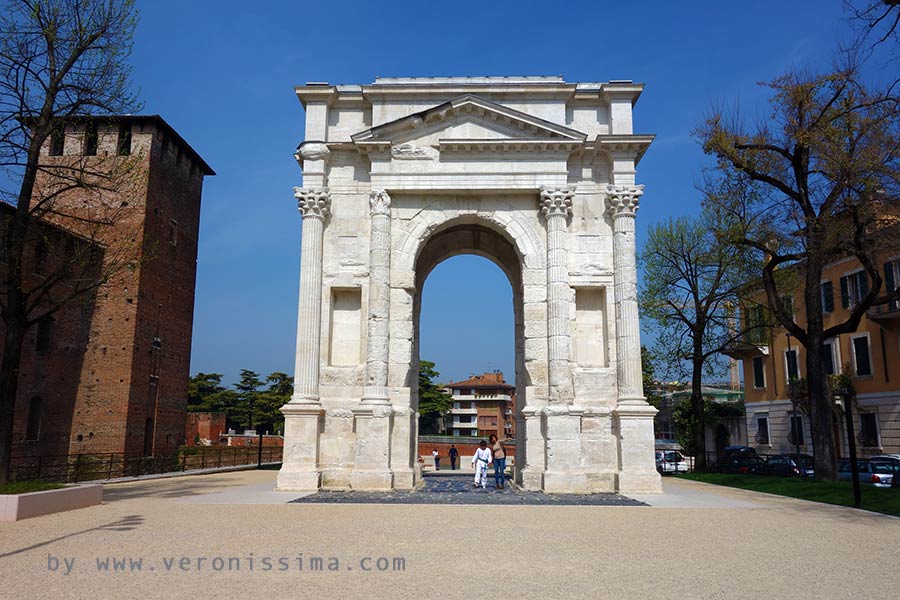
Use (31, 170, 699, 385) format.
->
(449, 445, 459, 470)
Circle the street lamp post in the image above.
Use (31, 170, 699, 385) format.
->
(835, 383, 862, 508)
(785, 333, 801, 474)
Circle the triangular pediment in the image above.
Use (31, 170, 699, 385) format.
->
(351, 94, 587, 146)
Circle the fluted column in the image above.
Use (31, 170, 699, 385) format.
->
(362, 190, 391, 405)
(292, 187, 331, 403)
(351, 189, 394, 490)
(277, 187, 330, 491)
(607, 183, 661, 493)
(540, 186, 574, 404)
(606, 184, 644, 403)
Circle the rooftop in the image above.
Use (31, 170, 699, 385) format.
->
(447, 371, 514, 389)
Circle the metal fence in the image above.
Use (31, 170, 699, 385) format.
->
(9, 446, 283, 483)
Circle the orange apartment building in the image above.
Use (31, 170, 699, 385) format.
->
(727, 253, 900, 458)
(444, 371, 516, 440)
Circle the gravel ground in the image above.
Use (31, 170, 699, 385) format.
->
(1, 469, 898, 600)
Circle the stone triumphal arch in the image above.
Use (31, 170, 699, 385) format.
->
(277, 77, 661, 494)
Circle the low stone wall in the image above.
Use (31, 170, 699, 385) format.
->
(418, 438, 516, 467)
(0, 484, 103, 521)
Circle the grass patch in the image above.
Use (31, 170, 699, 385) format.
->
(0, 480, 66, 495)
(680, 472, 900, 517)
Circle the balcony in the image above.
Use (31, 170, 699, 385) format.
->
(867, 303, 900, 329)
(452, 394, 512, 402)
(450, 407, 478, 415)
(721, 339, 769, 360)
(451, 421, 478, 428)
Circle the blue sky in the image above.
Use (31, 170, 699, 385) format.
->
(127, 1, 853, 384)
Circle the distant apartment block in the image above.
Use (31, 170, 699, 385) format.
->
(444, 371, 516, 439)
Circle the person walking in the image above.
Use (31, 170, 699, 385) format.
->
(449, 444, 459, 470)
(489, 434, 507, 489)
(471, 440, 492, 488)
(432, 448, 440, 471)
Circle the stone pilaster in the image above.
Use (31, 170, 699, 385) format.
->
(606, 183, 661, 493)
(542, 405, 589, 493)
(351, 189, 394, 490)
(539, 186, 574, 404)
(519, 407, 545, 491)
(362, 190, 392, 404)
(277, 187, 331, 491)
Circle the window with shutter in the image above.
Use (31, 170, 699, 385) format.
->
(789, 416, 805, 445)
(820, 281, 834, 313)
(840, 271, 869, 308)
(886, 260, 899, 310)
(752, 357, 766, 389)
(852, 335, 872, 377)
(860, 413, 879, 447)
(755, 416, 769, 445)
(785, 349, 800, 382)
(823, 340, 836, 375)
(840, 276, 850, 308)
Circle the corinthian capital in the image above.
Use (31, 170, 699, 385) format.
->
(294, 187, 331, 219)
(606, 184, 643, 218)
(539, 186, 574, 219)
(369, 189, 391, 216)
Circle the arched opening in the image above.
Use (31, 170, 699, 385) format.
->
(412, 220, 526, 485)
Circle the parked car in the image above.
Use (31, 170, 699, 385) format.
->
(717, 455, 766, 474)
(761, 455, 806, 477)
(656, 450, 689, 475)
(838, 459, 895, 488)
(867, 456, 900, 489)
(721, 445, 757, 460)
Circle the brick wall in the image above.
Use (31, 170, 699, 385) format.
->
(2, 116, 212, 460)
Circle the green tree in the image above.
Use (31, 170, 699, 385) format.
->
(418, 360, 452, 434)
(639, 209, 758, 470)
(699, 61, 900, 479)
(187, 372, 228, 412)
(0, 0, 141, 484)
(255, 372, 291, 435)
(234, 369, 263, 431)
(641, 345, 664, 409)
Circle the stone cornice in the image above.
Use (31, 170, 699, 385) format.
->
(577, 134, 654, 163)
(294, 187, 331, 219)
(351, 94, 587, 144)
(369, 189, 391, 216)
(540, 186, 575, 218)
(605, 184, 643, 218)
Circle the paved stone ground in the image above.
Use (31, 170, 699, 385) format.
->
(292, 473, 645, 505)
(2, 469, 899, 600)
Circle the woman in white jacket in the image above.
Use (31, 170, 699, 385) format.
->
(471, 440, 493, 488)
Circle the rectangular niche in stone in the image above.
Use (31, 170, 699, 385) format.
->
(329, 288, 362, 366)
(574, 287, 607, 367)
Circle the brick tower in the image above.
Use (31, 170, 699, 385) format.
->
(2, 115, 214, 459)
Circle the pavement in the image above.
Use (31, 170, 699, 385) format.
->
(292, 473, 644, 505)
(1, 469, 899, 600)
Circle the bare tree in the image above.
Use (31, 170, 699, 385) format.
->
(0, 0, 141, 484)
(698, 62, 900, 480)
(846, 0, 900, 50)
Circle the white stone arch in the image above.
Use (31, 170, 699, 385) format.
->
(386, 198, 548, 486)
(393, 200, 545, 280)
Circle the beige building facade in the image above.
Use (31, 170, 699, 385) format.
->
(731, 255, 900, 458)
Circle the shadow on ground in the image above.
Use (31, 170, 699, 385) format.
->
(0, 514, 145, 560)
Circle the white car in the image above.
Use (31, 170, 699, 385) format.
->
(656, 450, 689, 474)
